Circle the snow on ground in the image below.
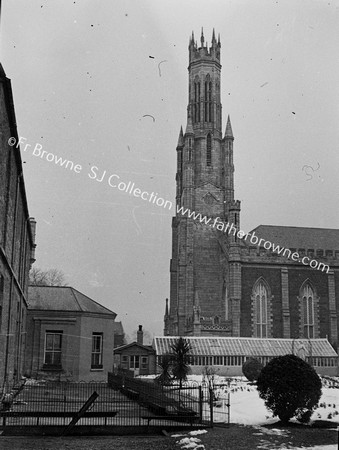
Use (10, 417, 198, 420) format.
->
(176, 436, 205, 450)
(185, 375, 339, 426)
(189, 429, 208, 435)
(138, 374, 339, 427)
(229, 385, 338, 426)
(291, 447, 337, 450)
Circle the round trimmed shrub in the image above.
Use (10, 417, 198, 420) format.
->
(242, 358, 263, 382)
(257, 354, 322, 424)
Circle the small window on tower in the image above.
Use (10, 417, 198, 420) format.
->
(194, 80, 201, 123)
(206, 134, 212, 166)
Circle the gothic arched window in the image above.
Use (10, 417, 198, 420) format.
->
(208, 81, 212, 121)
(255, 282, 267, 337)
(194, 79, 200, 123)
(204, 75, 212, 122)
(301, 283, 315, 338)
(188, 148, 192, 162)
(251, 278, 272, 338)
(188, 138, 193, 162)
(206, 134, 212, 166)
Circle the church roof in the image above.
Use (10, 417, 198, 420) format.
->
(153, 336, 337, 358)
(28, 285, 116, 317)
(250, 225, 339, 251)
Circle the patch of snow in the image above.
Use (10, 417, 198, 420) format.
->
(177, 437, 201, 445)
(177, 437, 193, 445)
(252, 426, 290, 437)
(189, 429, 208, 435)
(291, 446, 338, 450)
(181, 444, 198, 449)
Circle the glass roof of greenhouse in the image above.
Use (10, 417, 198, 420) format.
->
(153, 337, 337, 358)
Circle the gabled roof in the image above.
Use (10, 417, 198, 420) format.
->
(250, 225, 339, 251)
(114, 341, 155, 354)
(153, 336, 337, 358)
(28, 285, 116, 317)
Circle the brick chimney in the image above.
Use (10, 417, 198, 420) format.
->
(137, 325, 143, 345)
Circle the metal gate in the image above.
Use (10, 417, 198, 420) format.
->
(204, 383, 230, 425)
(181, 381, 230, 426)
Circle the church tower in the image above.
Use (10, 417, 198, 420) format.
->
(164, 30, 241, 337)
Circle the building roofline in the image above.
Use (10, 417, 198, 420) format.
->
(114, 342, 155, 353)
(28, 285, 116, 316)
(154, 336, 334, 342)
(251, 224, 339, 233)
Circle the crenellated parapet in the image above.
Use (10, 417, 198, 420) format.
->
(189, 28, 221, 64)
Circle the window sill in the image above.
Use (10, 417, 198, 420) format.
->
(90, 368, 104, 372)
(91, 364, 103, 369)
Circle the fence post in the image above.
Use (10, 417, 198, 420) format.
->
(209, 387, 214, 428)
(199, 386, 203, 421)
(228, 391, 230, 424)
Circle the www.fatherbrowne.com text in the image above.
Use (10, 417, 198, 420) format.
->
(176, 205, 330, 274)
(10, 135, 330, 274)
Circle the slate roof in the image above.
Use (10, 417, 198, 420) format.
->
(114, 342, 155, 354)
(113, 321, 124, 334)
(28, 285, 116, 317)
(250, 225, 339, 251)
(153, 336, 337, 358)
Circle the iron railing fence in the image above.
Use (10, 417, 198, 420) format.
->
(0, 378, 207, 429)
(1, 381, 131, 427)
(108, 373, 204, 427)
(170, 380, 230, 425)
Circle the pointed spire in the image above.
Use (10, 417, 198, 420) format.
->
(0, 63, 6, 78)
(185, 115, 193, 135)
(177, 126, 184, 147)
(189, 31, 195, 46)
(212, 28, 216, 43)
(218, 33, 221, 46)
(225, 115, 234, 138)
(200, 27, 204, 47)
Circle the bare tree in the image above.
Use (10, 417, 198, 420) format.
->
(29, 267, 68, 286)
(202, 365, 220, 402)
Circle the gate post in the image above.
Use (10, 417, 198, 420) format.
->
(209, 387, 214, 428)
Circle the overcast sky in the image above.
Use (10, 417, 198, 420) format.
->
(1, 0, 339, 339)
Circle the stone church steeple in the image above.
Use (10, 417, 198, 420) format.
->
(164, 30, 241, 337)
